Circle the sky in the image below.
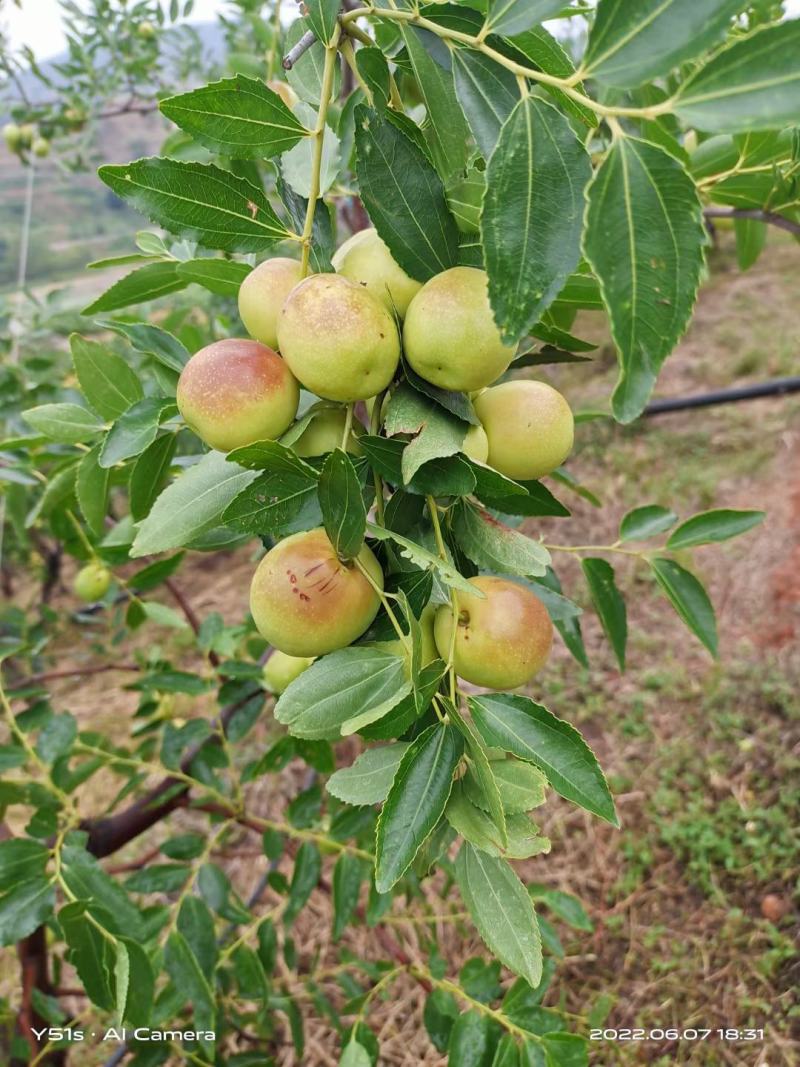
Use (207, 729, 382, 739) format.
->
(2, 0, 227, 58)
(3, 0, 800, 60)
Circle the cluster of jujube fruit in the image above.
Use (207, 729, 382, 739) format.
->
(175, 231, 576, 695)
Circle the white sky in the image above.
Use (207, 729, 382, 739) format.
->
(2, 0, 227, 58)
(3, 0, 800, 60)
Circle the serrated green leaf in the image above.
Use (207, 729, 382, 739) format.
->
(326, 744, 410, 806)
(77, 444, 110, 537)
(332, 852, 367, 940)
(734, 216, 768, 270)
(581, 558, 627, 671)
(340, 1040, 372, 1067)
(501, 26, 597, 128)
(129, 433, 177, 521)
(276, 171, 336, 274)
(583, 136, 706, 423)
(132, 451, 258, 556)
(275, 647, 410, 740)
(674, 21, 800, 133)
(366, 522, 479, 596)
(177, 896, 217, 975)
(453, 501, 550, 577)
(464, 759, 547, 815)
(99, 397, 178, 468)
(355, 105, 459, 282)
(59, 902, 116, 1010)
(451, 48, 518, 161)
(305, 0, 340, 44)
(583, 0, 746, 90)
(82, 262, 187, 315)
(176, 257, 252, 296)
(99, 319, 189, 374)
(487, 0, 564, 36)
(449, 703, 507, 847)
(455, 842, 542, 987)
(665, 508, 765, 549)
(447, 786, 550, 860)
(70, 334, 143, 419)
(377, 725, 462, 892)
(399, 25, 470, 180)
(318, 448, 367, 560)
(284, 841, 321, 925)
(356, 47, 391, 111)
(375, 722, 461, 892)
(0, 840, 49, 892)
(160, 75, 308, 156)
(99, 157, 290, 253)
(164, 930, 216, 1044)
(22, 403, 104, 443)
(385, 385, 469, 484)
(61, 843, 145, 939)
(650, 557, 718, 655)
(483, 95, 591, 345)
(470, 693, 619, 826)
(528, 884, 593, 932)
(619, 504, 678, 541)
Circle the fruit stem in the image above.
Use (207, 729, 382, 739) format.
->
(354, 556, 412, 653)
(342, 21, 403, 110)
(340, 35, 373, 106)
(426, 496, 459, 702)
(370, 389, 387, 524)
(299, 25, 341, 277)
(341, 402, 354, 450)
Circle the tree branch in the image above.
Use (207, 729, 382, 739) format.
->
(81, 681, 262, 857)
(703, 206, 800, 236)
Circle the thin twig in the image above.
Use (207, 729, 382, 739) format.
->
(703, 207, 800, 236)
(283, 29, 317, 70)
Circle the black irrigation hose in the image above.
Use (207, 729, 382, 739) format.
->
(643, 376, 800, 416)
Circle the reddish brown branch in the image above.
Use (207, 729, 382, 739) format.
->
(81, 682, 260, 856)
(15, 927, 65, 1067)
(163, 577, 220, 667)
(12, 663, 140, 688)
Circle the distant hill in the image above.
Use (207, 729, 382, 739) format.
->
(4, 21, 226, 106)
(0, 21, 228, 294)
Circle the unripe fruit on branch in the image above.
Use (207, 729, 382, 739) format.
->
(177, 339, 299, 453)
(32, 137, 50, 158)
(263, 650, 315, 694)
(474, 380, 574, 481)
(277, 274, 400, 402)
(462, 424, 489, 464)
(434, 576, 552, 689)
(137, 20, 156, 38)
(293, 408, 363, 458)
(332, 228, 422, 317)
(238, 257, 302, 350)
(250, 528, 384, 656)
(403, 267, 515, 392)
(3, 123, 22, 151)
(73, 563, 112, 603)
(18, 124, 35, 149)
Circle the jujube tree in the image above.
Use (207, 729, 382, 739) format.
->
(1, 0, 796, 1064)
